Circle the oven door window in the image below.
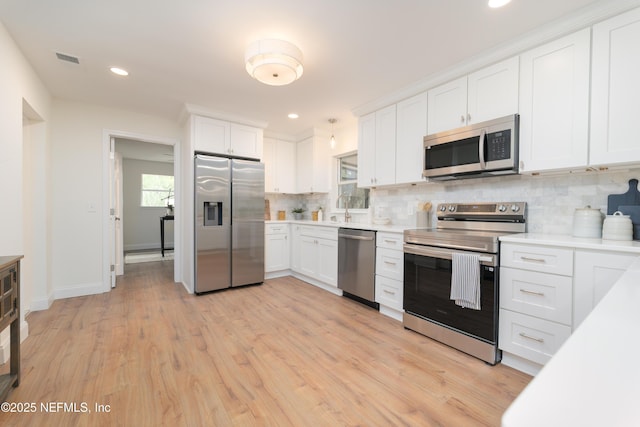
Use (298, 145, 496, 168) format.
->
(404, 253, 497, 343)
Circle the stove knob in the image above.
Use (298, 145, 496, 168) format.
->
(498, 205, 507, 212)
(511, 204, 520, 212)
(448, 205, 456, 212)
(440, 205, 447, 212)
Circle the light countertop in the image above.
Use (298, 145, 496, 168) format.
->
(500, 233, 640, 254)
(502, 256, 640, 427)
(266, 219, 413, 234)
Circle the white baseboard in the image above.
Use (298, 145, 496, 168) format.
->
(290, 272, 342, 296)
(265, 269, 291, 280)
(501, 351, 543, 376)
(0, 320, 29, 364)
(31, 292, 55, 311)
(379, 305, 403, 322)
(54, 281, 106, 300)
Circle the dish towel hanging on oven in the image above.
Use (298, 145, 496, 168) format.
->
(450, 252, 481, 310)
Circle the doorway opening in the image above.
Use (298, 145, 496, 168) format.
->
(103, 131, 181, 291)
(117, 139, 174, 275)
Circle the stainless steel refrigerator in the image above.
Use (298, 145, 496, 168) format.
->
(194, 154, 265, 293)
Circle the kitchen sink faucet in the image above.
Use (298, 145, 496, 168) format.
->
(336, 193, 352, 223)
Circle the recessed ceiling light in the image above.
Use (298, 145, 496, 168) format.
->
(110, 67, 129, 76)
(288, 113, 299, 119)
(488, 0, 511, 8)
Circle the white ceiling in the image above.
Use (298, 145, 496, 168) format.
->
(0, 0, 601, 136)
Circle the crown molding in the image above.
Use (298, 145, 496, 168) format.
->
(179, 103, 269, 129)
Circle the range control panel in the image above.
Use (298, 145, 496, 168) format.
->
(437, 202, 526, 221)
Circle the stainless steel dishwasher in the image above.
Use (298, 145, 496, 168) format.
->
(337, 228, 379, 310)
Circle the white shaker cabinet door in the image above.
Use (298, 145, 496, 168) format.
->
(467, 56, 519, 125)
(193, 116, 230, 154)
(374, 104, 397, 186)
(590, 7, 640, 168)
(229, 123, 262, 160)
(573, 250, 637, 329)
(427, 76, 467, 134)
(357, 112, 377, 188)
(518, 29, 590, 173)
(395, 92, 427, 185)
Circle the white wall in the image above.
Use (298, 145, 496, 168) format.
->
(49, 100, 182, 301)
(122, 159, 174, 251)
(0, 21, 52, 359)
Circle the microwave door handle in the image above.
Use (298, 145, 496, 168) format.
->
(478, 129, 486, 169)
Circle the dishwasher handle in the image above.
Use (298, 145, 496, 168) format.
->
(338, 233, 375, 241)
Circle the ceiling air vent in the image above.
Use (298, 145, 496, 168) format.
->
(55, 52, 79, 64)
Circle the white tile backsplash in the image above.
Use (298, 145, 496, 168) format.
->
(269, 168, 640, 234)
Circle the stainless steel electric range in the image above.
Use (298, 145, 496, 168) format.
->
(403, 202, 526, 365)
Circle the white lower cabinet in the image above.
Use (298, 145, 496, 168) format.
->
(375, 232, 404, 321)
(500, 242, 574, 374)
(500, 240, 640, 376)
(573, 250, 638, 329)
(499, 310, 572, 366)
(292, 225, 338, 292)
(265, 224, 290, 276)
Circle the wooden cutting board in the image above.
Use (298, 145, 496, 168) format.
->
(607, 179, 640, 214)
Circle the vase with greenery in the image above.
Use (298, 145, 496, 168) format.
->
(291, 207, 306, 220)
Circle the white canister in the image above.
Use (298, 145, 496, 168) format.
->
(602, 211, 633, 241)
(572, 206, 604, 238)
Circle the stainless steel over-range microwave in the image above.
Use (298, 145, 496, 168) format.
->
(423, 114, 519, 180)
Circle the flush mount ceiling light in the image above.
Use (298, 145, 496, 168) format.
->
(488, 0, 511, 8)
(245, 39, 303, 86)
(328, 118, 337, 149)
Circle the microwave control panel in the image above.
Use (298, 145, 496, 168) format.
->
(486, 130, 511, 161)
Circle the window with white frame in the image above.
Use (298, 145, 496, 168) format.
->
(141, 174, 174, 207)
(337, 153, 369, 209)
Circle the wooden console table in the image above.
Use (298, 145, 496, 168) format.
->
(160, 215, 174, 257)
(0, 255, 21, 402)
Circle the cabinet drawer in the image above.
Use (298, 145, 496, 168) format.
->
(376, 232, 404, 251)
(499, 309, 571, 366)
(500, 267, 572, 325)
(375, 247, 403, 281)
(375, 275, 403, 310)
(501, 243, 573, 276)
(299, 225, 337, 241)
(265, 223, 289, 235)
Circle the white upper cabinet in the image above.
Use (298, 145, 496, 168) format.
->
(395, 92, 428, 185)
(590, 7, 640, 168)
(230, 123, 263, 159)
(358, 105, 397, 188)
(518, 29, 591, 173)
(193, 115, 229, 154)
(263, 138, 296, 193)
(296, 135, 331, 193)
(467, 56, 519, 124)
(427, 76, 468, 134)
(427, 56, 519, 134)
(374, 105, 397, 186)
(357, 112, 376, 188)
(192, 115, 263, 160)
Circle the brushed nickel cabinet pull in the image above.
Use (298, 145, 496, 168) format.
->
(520, 256, 546, 263)
(519, 288, 545, 297)
(519, 332, 544, 343)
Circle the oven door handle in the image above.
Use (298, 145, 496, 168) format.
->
(403, 243, 497, 267)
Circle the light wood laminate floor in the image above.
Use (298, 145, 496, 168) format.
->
(0, 261, 531, 426)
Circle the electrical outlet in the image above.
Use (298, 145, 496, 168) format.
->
(87, 201, 97, 213)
